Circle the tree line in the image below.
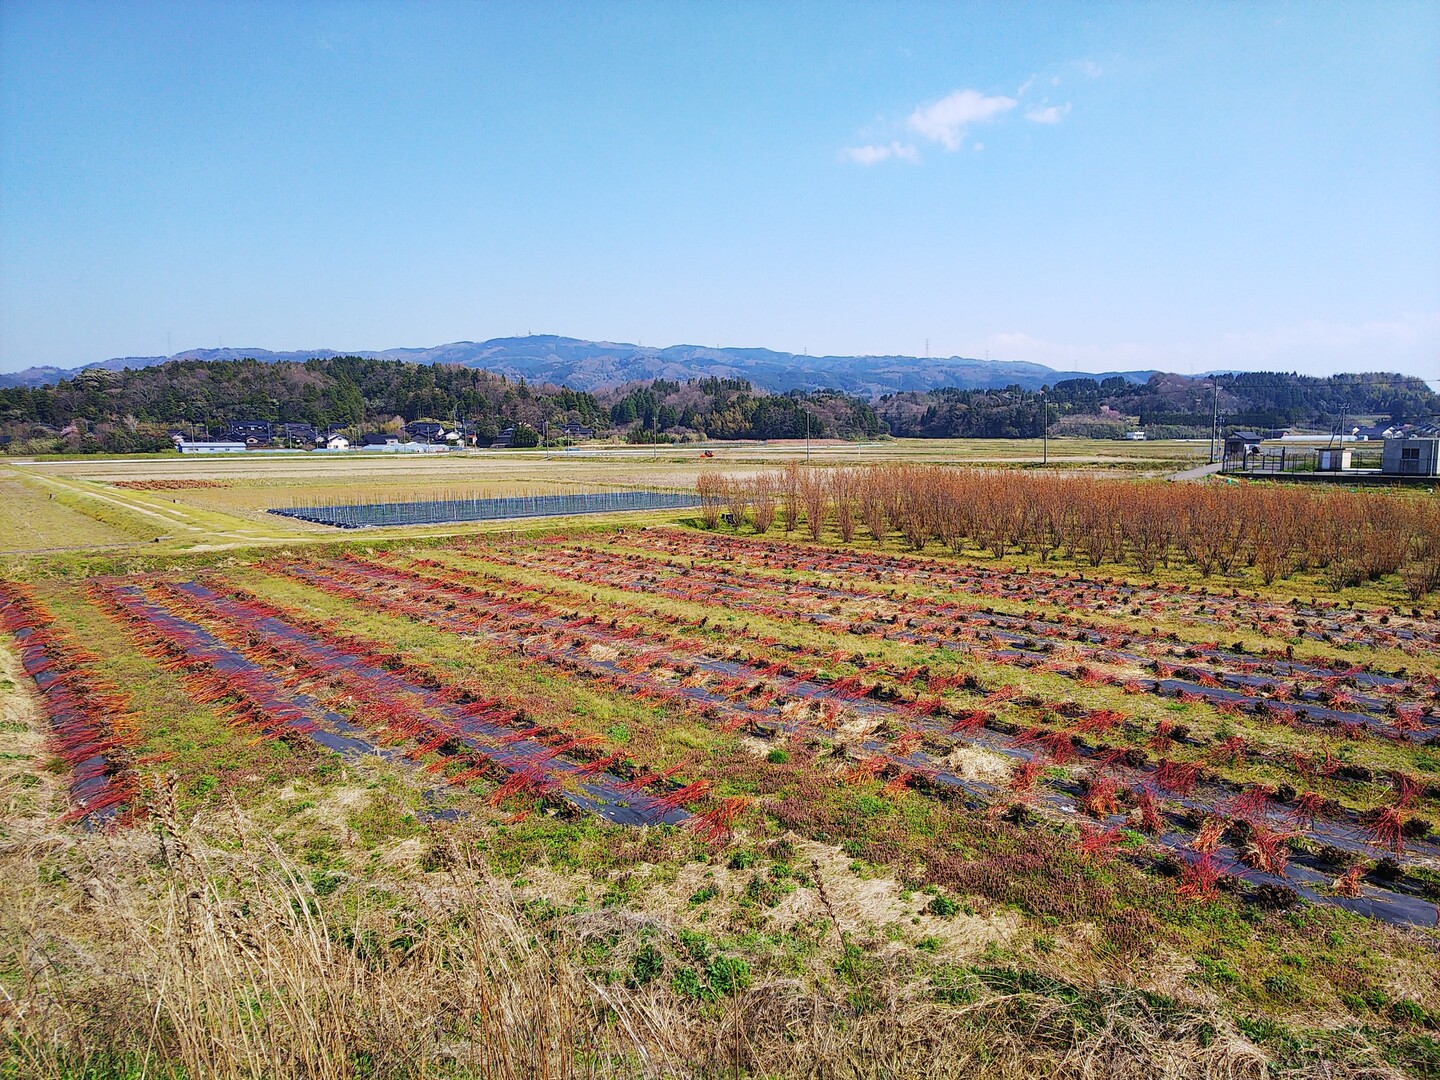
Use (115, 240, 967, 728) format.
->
(698, 465, 1440, 600)
(606, 380, 886, 441)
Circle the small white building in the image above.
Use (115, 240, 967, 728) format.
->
(363, 440, 450, 453)
(1123, 431, 1146, 441)
(1382, 437, 1440, 477)
(178, 440, 247, 454)
(324, 435, 350, 451)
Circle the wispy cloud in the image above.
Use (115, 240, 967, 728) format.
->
(841, 141, 919, 166)
(1025, 102, 1071, 124)
(842, 82, 1067, 165)
(1078, 59, 1103, 78)
(907, 89, 1016, 150)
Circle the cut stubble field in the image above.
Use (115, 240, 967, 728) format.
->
(2, 445, 1438, 1080)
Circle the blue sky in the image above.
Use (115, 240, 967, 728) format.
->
(2, 1, 1437, 379)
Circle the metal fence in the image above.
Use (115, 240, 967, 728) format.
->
(270, 489, 701, 529)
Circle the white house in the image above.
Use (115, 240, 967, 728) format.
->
(324, 434, 350, 451)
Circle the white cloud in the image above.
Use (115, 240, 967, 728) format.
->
(1017, 76, 1036, 96)
(1078, 59, 1102, 78)
(906, 89, 1016, 150)
(841, 141, 919, 166)
(1025, 103, 1071, 124)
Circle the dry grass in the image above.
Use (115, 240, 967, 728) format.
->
(0, 478, 143, 554)
(2, 774, 1397, 1079)
(4, 779, 596, 1079)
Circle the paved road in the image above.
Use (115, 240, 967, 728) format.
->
(1169, 461, 1223, 481)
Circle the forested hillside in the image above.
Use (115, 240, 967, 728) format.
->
(0, 359, 883, 452)
(879, 371, 1439, 439)
(0, 357, 601, 430)
(603, 378, 885, 442)
(1, 355, 1432, 453)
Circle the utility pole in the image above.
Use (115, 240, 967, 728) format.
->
(1040, 390, 1048, 466)
(805, 409, 811, 464)
(652, 410, 658, 462)
(1209, 380, 1219, 463)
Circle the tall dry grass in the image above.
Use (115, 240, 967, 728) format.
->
(0, 775, 1300, 1079)
(3, 781, 597, 1078)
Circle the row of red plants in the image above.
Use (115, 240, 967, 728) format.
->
(169, 577, 726, 827)
(470, 537, 1437, 744)
(426, 543, 1437, 835)
(93, 575, 739, 838)
(0, 581, 141, 824)
(573, 529, 1427, 678)
(263, 550, 1437, 916)
(429, 550, 1440, 846)
(426, 547, 1436, 874)
(628, 526, 1440, 654)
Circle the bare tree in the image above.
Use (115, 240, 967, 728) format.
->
(696, 473, 724, 530)
(799, 468, 829, 542)
(780, 461, 801, 533)
(749, 473, 777, 534)
(723, 477, 749, 532)
(829, 468, 857, 543)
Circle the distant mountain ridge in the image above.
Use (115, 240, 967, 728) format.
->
(0, 336, 1156, 397)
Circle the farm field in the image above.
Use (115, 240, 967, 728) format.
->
(3, 462, 1439, 1078)
(0, 476, 156, 553)
(3, 437, 1209, 551)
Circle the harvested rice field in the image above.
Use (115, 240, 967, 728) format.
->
(3, 465, 1439, 1079)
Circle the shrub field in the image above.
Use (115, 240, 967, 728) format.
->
(3, 468, 1439, 1078)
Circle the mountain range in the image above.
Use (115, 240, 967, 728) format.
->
(0, 336, 1156, 398)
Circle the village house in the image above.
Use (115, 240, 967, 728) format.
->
(225, 420, 273, 447)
